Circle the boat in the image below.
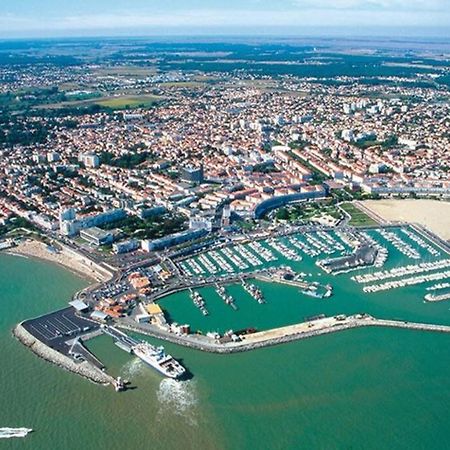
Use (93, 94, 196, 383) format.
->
(300, 287, 324, 299)
(0, 428, 33, 439)
(242, 280, 265, 304)
(132, 341, 186, 379)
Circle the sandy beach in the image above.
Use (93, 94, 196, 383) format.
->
(7, 239, 112, 283)
(363, 199, 450, 240)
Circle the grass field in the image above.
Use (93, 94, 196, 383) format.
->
(340, 202, 378, 226)
(94, 95, 162, 109)
(40, 94, 163, 110)
(92, 66, 158, 77)
(158, 81, 205, 89)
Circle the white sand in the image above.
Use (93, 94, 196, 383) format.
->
(363, 199, 450, 240)
(8, 240, 110, 282)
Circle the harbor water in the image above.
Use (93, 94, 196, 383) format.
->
(2, 228, 450, 449)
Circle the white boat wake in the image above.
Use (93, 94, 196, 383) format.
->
(0, 428, 33, 439)
(156, 379, 199, 426)
(120, 357, 145, 379)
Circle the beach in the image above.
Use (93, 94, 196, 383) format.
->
(6, 239, 111, 283)
(362, 199, 450, 240)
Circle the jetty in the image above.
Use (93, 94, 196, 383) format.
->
(115, 313, 450, 355)
(424, 292, 450, 302)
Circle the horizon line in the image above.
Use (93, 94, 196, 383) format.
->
(1, 28, 450, 43)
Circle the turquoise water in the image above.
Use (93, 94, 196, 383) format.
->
(1, 230, 450, 449)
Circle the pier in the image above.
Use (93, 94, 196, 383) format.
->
(424, 292, 450, 302)
(101, 325, 139, 352)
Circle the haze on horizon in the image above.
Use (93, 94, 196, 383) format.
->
(0, 0, 449, 39)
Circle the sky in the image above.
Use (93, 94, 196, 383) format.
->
(0, 0, 449, 38)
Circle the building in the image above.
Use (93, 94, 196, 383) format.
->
(112, 239, 140, 254)
(33, 154, 46, 164)
(79, 227, 113, 246)
(189, 215, 214, 232)
(59, 207, 76, 222)
(90, 310, 110, 323)
(81, 154, 100, 168)
(60, 208, 126, 237)
(69, 299, 89, 313)
(47, 152, 61, 163)
(141, 228, 207, 252)
(180, 164, 204, 183)
(221, 204, 231, 228)
(137, 206, 167, 219)
(253, 186, 327, 219)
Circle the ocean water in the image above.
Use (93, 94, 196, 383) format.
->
(1, 247, 450, 449)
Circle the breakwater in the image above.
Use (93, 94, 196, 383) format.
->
(13, 322, 114, 386)
(116, 315, 450, 355)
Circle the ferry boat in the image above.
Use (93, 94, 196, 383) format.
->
(132, 341, 186, 379)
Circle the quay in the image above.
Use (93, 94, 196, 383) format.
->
(147, 269, 267, 302)
(115, 313, 450, 354)
(255, 274, 312, 289)
(13, 321, 115, 386)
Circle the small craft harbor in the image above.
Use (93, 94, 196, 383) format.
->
(7, 219, 450, 391)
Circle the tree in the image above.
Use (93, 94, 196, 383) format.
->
(276, 208, 289, 221)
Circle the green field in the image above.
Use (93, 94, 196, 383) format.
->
(158, 81, 205, 89)
(40, 94, 163, 110)
(94, 95, 162, 109)
(92, 66, 158, 77)
(340, 202, 378, 226)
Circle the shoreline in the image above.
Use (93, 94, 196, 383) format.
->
(5, 239, 112, 283)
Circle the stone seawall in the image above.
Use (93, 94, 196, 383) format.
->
(117, 317, 450, 355)
(13, 322, 114, 386)
(117, 321, 364, 354)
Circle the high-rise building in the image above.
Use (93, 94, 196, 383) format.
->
(221, 205, 231, 228)
(83, 154, 100, 168)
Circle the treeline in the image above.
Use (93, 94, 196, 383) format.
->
(99, 151, 151, 169)
(0, 115, 51, 147)
(101, 214, 186, 240)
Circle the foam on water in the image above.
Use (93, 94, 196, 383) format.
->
(120, 357, 145, 379)
(156, 379, 199, 426)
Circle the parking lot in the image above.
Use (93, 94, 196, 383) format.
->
(23, 308, 99, 355)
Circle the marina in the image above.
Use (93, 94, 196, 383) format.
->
(10, 224, 450, 393)
(375, 228, 421, 260)
(189, 288, 209, 316)
(156, 225, 449, 339)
